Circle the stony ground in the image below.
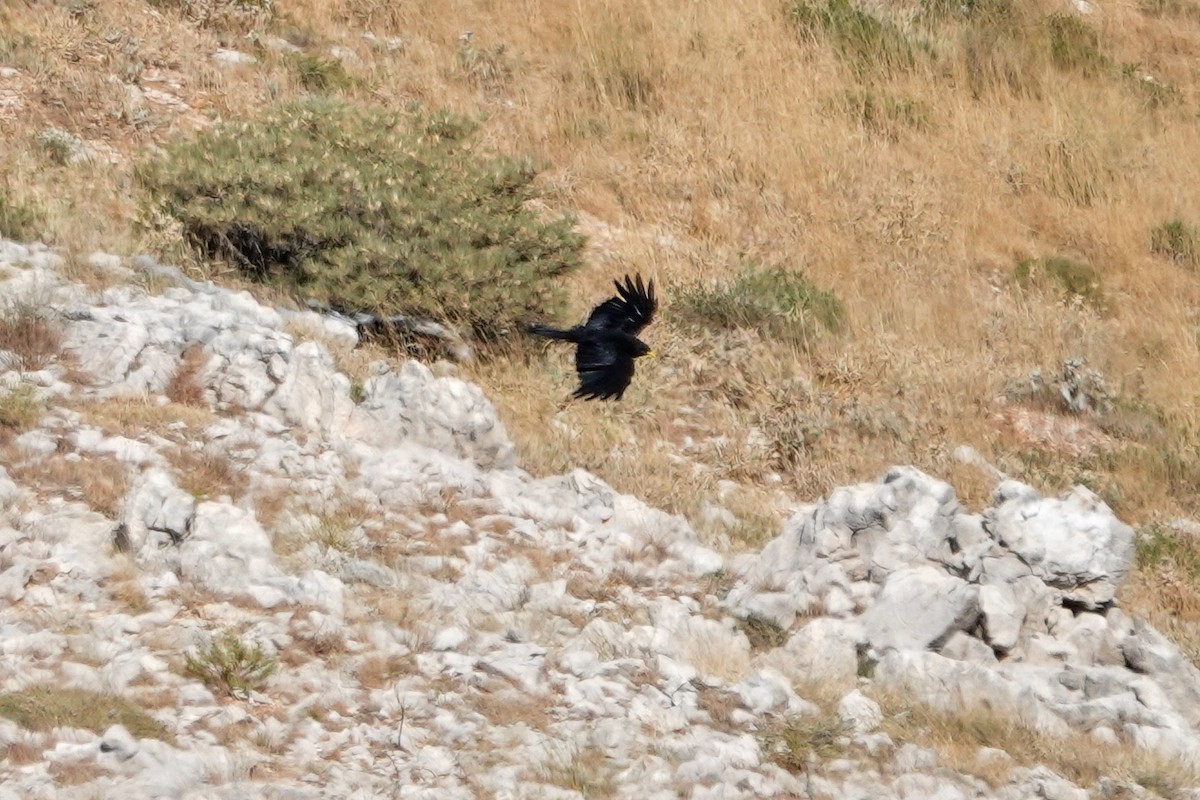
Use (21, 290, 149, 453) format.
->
(1, 238, 1199, 799)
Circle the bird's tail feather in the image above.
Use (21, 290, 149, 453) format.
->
(528, 324, 578, 342)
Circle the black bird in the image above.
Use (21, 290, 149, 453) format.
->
(530, 274, 658, 401)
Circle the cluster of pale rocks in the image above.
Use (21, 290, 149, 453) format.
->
(0, 235, 1198, 799)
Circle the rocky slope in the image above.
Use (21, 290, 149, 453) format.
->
(0, 237, 1198, 798)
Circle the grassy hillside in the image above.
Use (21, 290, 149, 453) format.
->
(4, 0, 1200, 645)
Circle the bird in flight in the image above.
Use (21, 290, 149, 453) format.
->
(530, 274, 657, 401)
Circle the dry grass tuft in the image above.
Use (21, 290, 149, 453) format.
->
(879, 692, 1200, 791)
(75, 396, 215, 438)
(170, 446, 248, 501)
(0, 686, 173, 743)
(0, 307, 62, 370)
(3, 447, 129, 517)
(355, 654, 412, 690)
(49, 760, 106, 786)
(165, 344, 210, 407)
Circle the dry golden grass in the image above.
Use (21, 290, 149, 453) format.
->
(106, 556, 152, 614)
(49, 760, 106, 786)
(2, 446, 129, 517)
(355, 654, 412, 691)
(878, 692, 1200, 793)
(0, 308, 62, 371)
(165, 344, 209, 407)
(170, 446, 248, 500)
(0, 739, 44, 765)
(469, 684, 553, 731)
(75, 395, 215, 438)
(0, 686, 173, 743)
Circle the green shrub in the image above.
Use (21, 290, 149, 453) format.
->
(787, 0, 924, 76)
(139, 99, 584, 344)
(675, 265, 845, 347)
(1013, 255, 1106, 310)
(185, 630, 277, 697)
(1151, 219, 1200, 268)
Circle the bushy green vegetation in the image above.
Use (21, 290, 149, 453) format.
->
(185, 630, 278, 697)
(139, 99, 585, 344)
(1013, 255, 1106, 310)
(675, 265, 845, 347)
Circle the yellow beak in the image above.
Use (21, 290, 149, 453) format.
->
(645, 351, 657, 359)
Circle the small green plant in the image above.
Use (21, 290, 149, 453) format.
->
(736, 612, 790, 652)
(787, 0, 924, 76)
(185, 630, 278, 697)
(288, 53, 354, 92)
(1046, 13, 1107, 76)
(456, 36, 514, 92)
(1151, 219, 1199, 268)
(675, 265, 845, 348)
(0, 383, 40, 432)
(1137, 524, 1200, 578)
(36, 126, 84, 166)
(0, 686, 173, 742)
(760, 713, 849, 773)
(0, 189, 43, 241)
(140, 98, 584, 346)
(1013, 255, 1106, 310)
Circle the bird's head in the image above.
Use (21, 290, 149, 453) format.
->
(633, 340, 655, 359)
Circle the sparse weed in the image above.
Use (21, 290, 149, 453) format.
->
(185, 630, 278, 697)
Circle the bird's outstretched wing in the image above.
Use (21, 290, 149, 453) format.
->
(585, 274, 656, 335)
(574, 339, 635, 400)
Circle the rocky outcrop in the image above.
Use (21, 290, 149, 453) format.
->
(726, 466, 1200, 763)
(0, 238, 1197, 798)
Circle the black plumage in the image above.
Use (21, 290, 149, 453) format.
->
(530, 274, 658, 401)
